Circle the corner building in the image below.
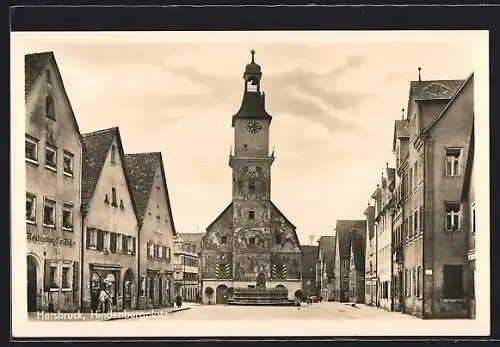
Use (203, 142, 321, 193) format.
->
(200, 51, 302, 304)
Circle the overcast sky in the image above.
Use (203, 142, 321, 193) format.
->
(17, 32, 481, 245)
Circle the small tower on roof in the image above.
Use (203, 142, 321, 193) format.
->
(244, 49, 262, 93)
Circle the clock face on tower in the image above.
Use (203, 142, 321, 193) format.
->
(246, 120, 262, 134)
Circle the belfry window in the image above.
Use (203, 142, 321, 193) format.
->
(246, 77, 259, 92)
(248, 210, 255, 219)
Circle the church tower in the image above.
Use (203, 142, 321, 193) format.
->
(201, 51, 302, 305)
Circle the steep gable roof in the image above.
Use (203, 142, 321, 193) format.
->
(410, 79, 465, 101)
(25, 52, 52, 100)
(124, 152, 178, 235)
(124, 152, 160, 219)
(81, 127, 139, 224)
(422, 74, 473, 134)
(25, 51, 85, 147)
(392, 119, 410, 151)
(336, 219, 365, 259)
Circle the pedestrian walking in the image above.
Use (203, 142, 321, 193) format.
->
(97, 288, 110, 313)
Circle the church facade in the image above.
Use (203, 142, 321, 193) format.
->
(200, 51, 302, 304)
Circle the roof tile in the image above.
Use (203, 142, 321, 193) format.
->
(25, 52, 53, 100)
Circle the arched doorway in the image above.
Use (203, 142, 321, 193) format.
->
(123, 269, 134, 310)
(90, 272, 101, 312)
(216, 284, 229, 304)
(27, 255, 38, 312)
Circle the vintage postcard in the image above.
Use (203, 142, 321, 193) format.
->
(11, 30, 490, 337)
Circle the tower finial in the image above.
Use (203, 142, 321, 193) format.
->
(418, 67, 422, 81)
(251, 49, 255, 63)
(401, 108, 405, 120)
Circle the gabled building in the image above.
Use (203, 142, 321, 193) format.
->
(25, 52, 85, 312)
(394, 73, 474, 318)
(172, 235, 200, 302)
(179, 232, 205, 299)
(300, 245, 318, 297)
(334, 220, 365, 302)
(81, 127, 140, 312)
(373, 165, 396, 311)
(125, 152, 177, 309)
(348, 226, 366, 303)
(364, 204, 376, 305)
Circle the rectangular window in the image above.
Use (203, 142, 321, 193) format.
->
(46, 95, 55, 120)
(148, 242, 154, 259)
(128, 236, 134, 254)
(96, 229, 104, 251)
(408, 168, 413, 194)
(43, 198, 56, 227)
(221, 236, 227, 244)
(471, 202, 476, 234)
(414, 210, 419, 236)
(25, 136, 38, 162)
(249, 237, 255, 245)
(140, 276, 146, 297)
(443, 265, 463, 299)
(26, 193, 36, 223)
(420, 206, 424, 233)
(158, 244, 163, 259)
(408, 215, 413, 238)
(49, 265, 58, 288)
(45, 144, 57, 170)
(122, 234, 128, 253)
(445, 148, 461, 176)
(413, 162, 418, 188)
(87, 228, 97, 249)
(62, 204, 73, 231)
(248, 210, 255, 219)
(63, 151, 74, 176)
(275, 233, 282, 244)
(116, 234, 122, 252)
(445, 203, 461, 231)
(110, 145, 116, 164)
(62, 267, 70, 289)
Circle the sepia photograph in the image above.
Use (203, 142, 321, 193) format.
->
(11, 30, 489, 337)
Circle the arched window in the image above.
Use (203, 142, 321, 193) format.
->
(46, 96, 55, 120)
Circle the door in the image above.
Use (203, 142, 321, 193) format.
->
(216, 285, 228, 304)
(123, 269, 134, 310)
(158, 277, 163, 307)
(27, 256, 37, 312)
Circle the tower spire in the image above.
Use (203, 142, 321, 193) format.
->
(401, 108, 405, 120)
(251, 49, 255, 63)
(418, 67, 422, 81)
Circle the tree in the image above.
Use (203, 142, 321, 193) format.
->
(205, 287, 214, 304)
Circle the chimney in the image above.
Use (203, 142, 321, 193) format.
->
(418, 67, 422, 82)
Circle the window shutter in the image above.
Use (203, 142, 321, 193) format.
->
(86, 228, 91, 249)
(132, 237, 136, 255)
(110, 233, 116, 253)
(122, 235, 127, 253)
(44, 259, 52, 291)
(96, 229, 103, 251)
(73, 261, 79, 297)
(147, 242, 151, 259)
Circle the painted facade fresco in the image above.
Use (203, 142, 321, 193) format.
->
(232, 163, 271, 200)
